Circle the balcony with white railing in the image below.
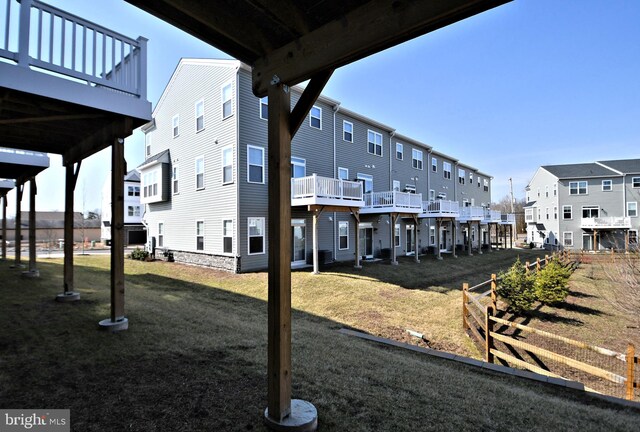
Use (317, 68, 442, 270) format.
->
(500, 213, 516, 224)
(360, 191, 423, 214)
(0, 0, 149, 118)
(421, 200, 459, 218)
(482, 209, 502, 223)
(581, 217, 631, 229)
(291, 174, 364, 207)
(458, 206, 484, 222)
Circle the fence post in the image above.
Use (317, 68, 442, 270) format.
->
(536, 257, 541, 273)
(627, 343, 636, 400)
(462, 283, 469, 331)
(485, 306, 494, 363)
(490, 273, 497, 311)
(525, 261, 530, 275)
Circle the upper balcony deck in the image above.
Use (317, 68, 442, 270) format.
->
(0, 147, 50, 180)
(500, 213, 516, 225)
(482, 209, 502, 224)
(458, 206, 484, 222)
(581, 217, 631, 230)
(360, 191, 423, 214)
(421, 199, 459, 218)
(291, 175, 364, 208)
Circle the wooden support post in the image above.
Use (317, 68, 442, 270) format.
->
(1, 194, 7, 260)
(390, 213, 398, 265)
(27, 178, 37, 274)
(436, 219, 442, 260)
(487, 223, 493, 253)
(14, 182, 24, 266)
(467, 223, 472, 256)
(490, 273, 497, 311)
(509, 224, 513, 249)
(353, 210, 361, 269)
(525, 261, 530, 275)
(627, 344, 636, 401)
(544, 254, 549, 267)
(462, 283, 469, 330)
(58, 163, 81, 301)
(413, 216, 419, 263)
(625, 229, 629, 253)
(476, 221, 482, 254)
(486, 306, 495, 363)
(593, 230, 597, 252)
(451, 219, 457, 258)
(99, 138, 128, 331)
(536, 257, 541, 273)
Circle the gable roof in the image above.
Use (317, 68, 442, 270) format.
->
(138, 149, 171, 170)
(124, 170, 140, 182)
(541, 163, 619, 179)
(597, 159, 640, 175)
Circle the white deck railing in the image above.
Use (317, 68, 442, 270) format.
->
(1, 0, 146, 98)
(501, 213, 516, 223)
(460, 206, 484, 220)
(581, 217, 631, 229)
(423, 200, 459, 215)
(363, 191, 422, 210)
(291, 174, 363, 201)
(483, 209, 502, 222)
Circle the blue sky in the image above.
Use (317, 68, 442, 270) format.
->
(9, 0, 640, 214)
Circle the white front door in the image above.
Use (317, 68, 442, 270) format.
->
(291, 219, 306, 264)
(359, 227, 374, 258)
(406, 224, 415, 255)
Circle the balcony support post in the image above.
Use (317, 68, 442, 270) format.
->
(390, 213, 398, 265)
(451, 219, 457, 258)
(11, 181, 24, 268)
(510, 224, 514, 249)
(1, 193, 6, 261)
(412, 215, 420, 263)
(436, 219, 442, 260)
(476, 221, 483, 255)
(624, 229, 629, 253)
(57, 162, 82, 302)
(487, 223, 493, 253)
(22, 177, 39, 278)
(593, 230, 598, 252)
(467, 222, 472, 256)
(312, 206, 323, 275)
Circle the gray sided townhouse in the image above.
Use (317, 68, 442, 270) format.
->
(524, 159, 640, 251)
(138, 59, 507, 273)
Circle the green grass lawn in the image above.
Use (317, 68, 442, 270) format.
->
(0, 252, 638, 431)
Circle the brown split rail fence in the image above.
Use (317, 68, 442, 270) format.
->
(462, 250, 639, 401)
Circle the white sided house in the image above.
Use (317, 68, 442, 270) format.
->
(101, 170, 146, 246)
(139, 59, 509, 273)
(524, 159, 639, 251)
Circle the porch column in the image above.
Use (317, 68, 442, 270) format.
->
(22, 178, 39, 277)
(12, 182, 24, 268)
(57, 163, 81, 302)
(477, 222, 483, 255)
(625, 229, 629, 253)
(413, 215, 419, 263)
(353, 210, 361, 269)
(1, 194, 7, 260)
(487, 224, 493, 253)
(390, 213, 398, 265)
(467, 222, 473, 256)
(312, 207, 322, 275)
(436, 219, 442, 260)
(510, 225, 514, 249)
(451, 219, 457, 258)
(99, 138, 128, 331)
(593, 230, 598, 252)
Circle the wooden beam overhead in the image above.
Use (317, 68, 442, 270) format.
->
(0, 113, 107, 125)
(252, 0, 511, 95)
(289, 69, 334, 136)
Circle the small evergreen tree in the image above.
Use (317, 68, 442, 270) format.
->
(497, 258, 536, 314)
(534, 259, 572, 305)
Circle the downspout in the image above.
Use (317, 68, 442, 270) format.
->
(332, 103, 340, 260)
(427, 149, 433, 245)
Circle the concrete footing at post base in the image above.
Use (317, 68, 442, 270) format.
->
(264, 399, 317, 432)
(56, 292, 81, 302)
(21, 269, 39, 278)
(98, 317, 128, 332)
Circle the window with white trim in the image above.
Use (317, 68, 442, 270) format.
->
(196, 220, 204, 251)
(291, 157, 306, 179)
(629, 230, 638, 244)
(248, 217, 265, 254)
(127, 206, 140, 217)
(569, 181, 587, 195)
(310, 106, 321, 129)
(222, 146, 233, 184)
(172, 115, 179, 138)
(546, 207, 550, 220)
(396, 143, 403, 160)
(545, 185, 549, 197)
(367, 130, 383, 156)
(602, 179, 612, 191)
(563, 205, 572, 219)
(172, 165, 179, 194)
(158, 222, 164, 247)
(222, 83, 233, 119)
(143, 170, 158, 198)
(553, 183, 557, 196)
(582, 206, 599, 218)
(537, 187, 540, 197)
(563, 232, 573, 247)
(128, 186, 140, 197)
(338, 221, 349, 250)
(431, 157, 437, 173)
(554, 206, 558, 220)
(443, 162, 452, 179)
(195, 99, 204, 132)
(412, 149, 423, 170)
(394, 224, 401, 247)
(458, 168, 465, 184)
(343, 120, 353, 142)
(195, 156, 205, 190)
(248, 146, 264, 183)
(525, 208, 533, 222)
(628, 202, 638, 217)
(633, 177, 640, 188)
(429, 226, 435, 245)
(260, 97, 268, 120)
(223, 220, 233, 253)
(483, 179, 489, 192)
(478, 176, 481, 188)
(392, 180, 401, 192)
(338, 167, 349, 180)
(429, 189, 435, 201)
(470, 172, 473, 184)
(145, 134, 151, 157)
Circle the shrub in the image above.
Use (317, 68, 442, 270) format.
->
(496, 258, 536, 314)
(535, 259, 572, 305)
(129, 247, 149, 261)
